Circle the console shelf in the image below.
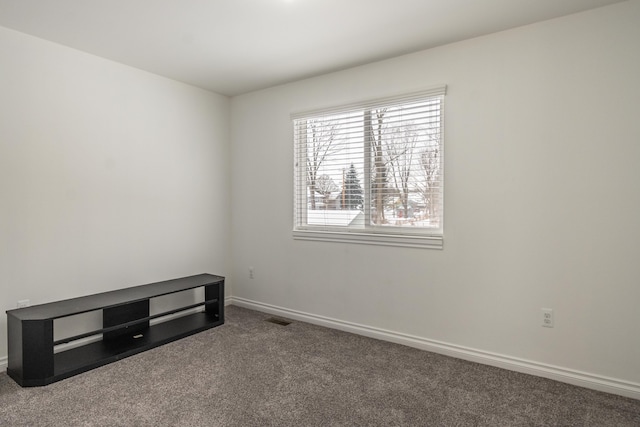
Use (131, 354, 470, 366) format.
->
(6, 274, 224, 387)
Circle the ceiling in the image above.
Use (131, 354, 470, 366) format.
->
(0, 0, 626, 96)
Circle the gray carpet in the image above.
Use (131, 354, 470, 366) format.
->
(1, 305, 638, 426)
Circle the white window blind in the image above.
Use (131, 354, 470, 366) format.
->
(293, 86, 445, 249)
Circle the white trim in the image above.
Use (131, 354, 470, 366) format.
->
(0, 356, 6, 372)
(229, 296, 640, 400)
(293, 229, 443, 249)
(53, 335, 104, 354)
(291, 84, 447, 119)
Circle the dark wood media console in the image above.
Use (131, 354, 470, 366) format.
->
(6, 274, 224, 387)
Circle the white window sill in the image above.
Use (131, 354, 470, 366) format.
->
(292, 229, 443, 249)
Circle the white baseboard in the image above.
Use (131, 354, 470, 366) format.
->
(0, 356, 6, 372)
(230, 296, 640, 400)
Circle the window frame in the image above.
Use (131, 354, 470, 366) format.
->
(292, 86, 446, 249)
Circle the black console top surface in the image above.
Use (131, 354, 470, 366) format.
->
(6, 273, 224, 320)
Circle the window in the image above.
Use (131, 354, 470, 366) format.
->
(293, 86, 445, 249)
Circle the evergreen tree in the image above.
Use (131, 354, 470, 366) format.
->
(342, 163, 363, 210)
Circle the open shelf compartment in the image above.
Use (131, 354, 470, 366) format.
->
(54, 311, 222, 380)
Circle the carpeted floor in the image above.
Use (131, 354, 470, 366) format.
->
(1, 305, 639, 426)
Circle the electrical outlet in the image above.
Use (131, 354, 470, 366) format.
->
(541, 308, 554, 328)
(17, 299, 30, 308)
(249, 267, 254, 279)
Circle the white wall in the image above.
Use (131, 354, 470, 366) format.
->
(230, 1, 640, 396)
(0, 27, 230, 359)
